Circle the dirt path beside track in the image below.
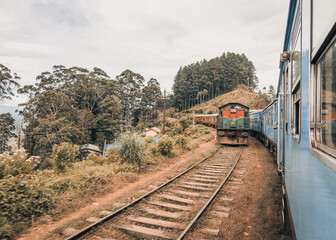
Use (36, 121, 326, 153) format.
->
(219, 137, 291, 240)
(17, 138, 218, 240)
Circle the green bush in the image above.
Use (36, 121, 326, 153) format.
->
(86, 152, 103, 165)
(105, 146, 120, 163)
(118, 133, 146, 168)
(157, 136, 173, 156)
(0, 217, 12, 240)
(184, 125, 210, 139)
(51, 143, 79, 172)
(179, 117, 192, 131)
(151, 146, 157, 155)
(43, 162, 116, 197)
(175, 136, 188, 149)
(0, 150, 39, 179)
(166, 127, 181, 137)
(0, 176, 55, 238)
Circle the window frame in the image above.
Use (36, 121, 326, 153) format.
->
(313, 35, 336, 157)
(310, 0, 336, 171)
(291, 1, 302, 142)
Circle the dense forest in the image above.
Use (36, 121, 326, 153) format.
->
(14, 66, 163, 162)
(172, 52, 258, 111)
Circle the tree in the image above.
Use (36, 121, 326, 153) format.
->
(19, 66, 118, 156)
(0, 64, 20, 102)
(268, 85, 276, 101)
(140, 78, 162, 120)
(77, 109, 95, 145)
(0, 113, 16, 153)
(95, 96, 121, 147)
(21, 91, 79, 158)
(116, 70, 145, 128)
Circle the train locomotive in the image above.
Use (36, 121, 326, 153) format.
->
(194, 103, 250, 146)
(217, 103, 250, 145)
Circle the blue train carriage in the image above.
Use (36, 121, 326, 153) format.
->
(277, 0, 336, 239)
(217, 103, 250, 145)
(262, 99, 278, 153)
(249, 109, 263, 137)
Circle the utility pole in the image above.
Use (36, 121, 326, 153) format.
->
(162, 89, 166, 134)
(17, 121, 21, 151)
(18, 129, 21, 150)
(193, 111, 195, 128)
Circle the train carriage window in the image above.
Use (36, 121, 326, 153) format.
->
(311, 1, 336, 170)
(316, 38, 336, 151)
(291, 2, 301, 141)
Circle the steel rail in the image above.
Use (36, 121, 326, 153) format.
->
(176, 147, 243, 240)
(65, 146, 221, 240)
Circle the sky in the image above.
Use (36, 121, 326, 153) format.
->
(1, 0, 289, 107)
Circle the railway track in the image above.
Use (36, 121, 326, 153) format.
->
(65, 146, 244, 240)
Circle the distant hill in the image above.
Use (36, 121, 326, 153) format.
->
(186, 85, 270, 114)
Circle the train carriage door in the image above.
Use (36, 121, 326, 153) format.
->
(279, 63, 289, 172)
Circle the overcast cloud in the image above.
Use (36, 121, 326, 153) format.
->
(1, 0, 289, 107)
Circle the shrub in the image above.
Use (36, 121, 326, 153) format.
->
(51, 143, 79, 172)
(151, 146, 157, 155)
(184, 125, 210, 139)
(42, 162, 116, 198)
(175, 136, 188, 149)
(0, 217, 12, 240)
(0, 176, 55, 238)
(166, 127, 181, 137)
(105, 146, 120, 163)
(179, 117, 192, 132)
(157, 136, 173, 156)
(86, 152, 103, 165)
(118, 133, 146, 168)
(0, 150, 39, 179)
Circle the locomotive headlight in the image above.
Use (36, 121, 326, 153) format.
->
(218, 131, 225, 136)
(242, 132, 249, 137)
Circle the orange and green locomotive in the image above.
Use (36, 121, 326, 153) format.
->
(217, 103, 250, 145)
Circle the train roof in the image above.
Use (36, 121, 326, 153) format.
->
(194, 113, 218, 117)
(277, 0, 296, 97)
(219, 102, 249, 110)
(249, 109, 263, 114)
(263, 99, 278, 112)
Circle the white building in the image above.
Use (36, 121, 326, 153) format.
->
(145, 127, 161, 137)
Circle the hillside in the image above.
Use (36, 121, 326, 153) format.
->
(186, 85, 270, 114)
(172, 52, 258, 111)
